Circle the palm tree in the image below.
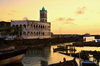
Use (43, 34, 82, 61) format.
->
(10, 26, 23, 39)
(0, 26, 11, 37)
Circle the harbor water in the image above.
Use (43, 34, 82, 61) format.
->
(21, 43, 100, 66)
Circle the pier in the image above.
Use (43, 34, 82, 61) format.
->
(73, 42, 100, 47)
(48, 58, 78, 66)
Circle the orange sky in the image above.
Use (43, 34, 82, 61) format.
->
(0, 0, 100, 34)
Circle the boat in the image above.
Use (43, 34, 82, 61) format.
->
(0, 45, 26, 65)
(80, 60, 98, 66)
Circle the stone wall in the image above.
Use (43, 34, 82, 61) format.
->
(0, 37, 83, 49)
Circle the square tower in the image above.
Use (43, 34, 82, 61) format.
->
(40, 7, 47, 22)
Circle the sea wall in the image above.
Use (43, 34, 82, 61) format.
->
(73, 42, 100, 47)
(0, 37, 83, 48)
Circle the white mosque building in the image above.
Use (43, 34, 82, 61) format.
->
(11, 7, 51, 39)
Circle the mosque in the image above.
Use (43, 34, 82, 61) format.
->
(11, 7, 51, 39)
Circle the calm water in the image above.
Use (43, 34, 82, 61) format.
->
(21, 43, 100, 66)
(22, 43, 79, 66)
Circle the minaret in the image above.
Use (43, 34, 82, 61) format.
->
(40, 7, 47, 22)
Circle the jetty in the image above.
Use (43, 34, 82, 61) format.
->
(73, 42, 100, 47)
(48, 58, 78, 66)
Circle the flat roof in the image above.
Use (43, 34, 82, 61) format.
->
(11, 20, 51, 24)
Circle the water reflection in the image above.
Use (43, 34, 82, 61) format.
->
(22, 45, 79, 66)
(25, 46, 51, 58)
(20, 43, 100, 66)
(62, 45, 100, 65)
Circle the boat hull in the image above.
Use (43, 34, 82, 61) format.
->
(0, 54, 24, 65)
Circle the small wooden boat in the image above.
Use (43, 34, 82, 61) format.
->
(0, 45, 26, 65)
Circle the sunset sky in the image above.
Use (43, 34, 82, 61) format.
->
(0, 0, 100, 34)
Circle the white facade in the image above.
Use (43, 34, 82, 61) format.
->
(11, 20, 51, 39)
(83, 36, 95, 42)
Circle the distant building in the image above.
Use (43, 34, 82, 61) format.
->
(11, 7, 51, 39)
(83, 36, 95, 42)
(95, 39, 100, 42)
(52, 34, 79, 38)
(0, 21, 10, 38)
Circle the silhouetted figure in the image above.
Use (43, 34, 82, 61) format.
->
(63, 57, 66, 62)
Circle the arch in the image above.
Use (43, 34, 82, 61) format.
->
(33, 25, 35, 29)
(36, 25, 38, 28)
(39, 25, 40, 29)
(23, 32, 26, 35)
(20, 24, 22, 27)
(27, 32, 30, 36)
(43, 32, 44, 36)
(36, 32, 38, 35)
(41, 25, 42, 29)
(23, 24, 26, 28)
(12, 25, 15, 27)
(43, 25, 44, 28)
(31, 24, 32, 27)
(31, 32, 33, 35)
(16, 25, 18, 27)
(33, 32, 35, 36)
(39, 32, 40, 36)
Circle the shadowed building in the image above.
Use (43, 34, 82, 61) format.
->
(0, 21, 10, 38)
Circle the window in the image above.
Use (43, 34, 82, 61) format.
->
(39, 25, 40, 29)
(23, 24, 26, 28)
(39, 32, 40, 36)
(31, 24, 32, 27)
(20, 25, 22, 28)
(36, 32, 38, 35)
(42, 26, 44, 29)
(23, 32, 26, 35)
(34, 32, 35, 36)
(27, 32, 30, 36)
(16, 25, 18, 27)
(31, 32, 33, 35)
(43, 32, 44, 36)
(41, 25, 42, 29)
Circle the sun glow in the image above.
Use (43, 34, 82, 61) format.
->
(0, 0, 100, 34)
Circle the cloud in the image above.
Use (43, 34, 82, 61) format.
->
(65, 18, 75, 24)
(11, 10, 17, 13)
(56, 17, 65, 21)
(76, 6, 87, 15)
(66, 18, 74, 22)
(56, 17, 75, 24)
(7, 10, 17, 15)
